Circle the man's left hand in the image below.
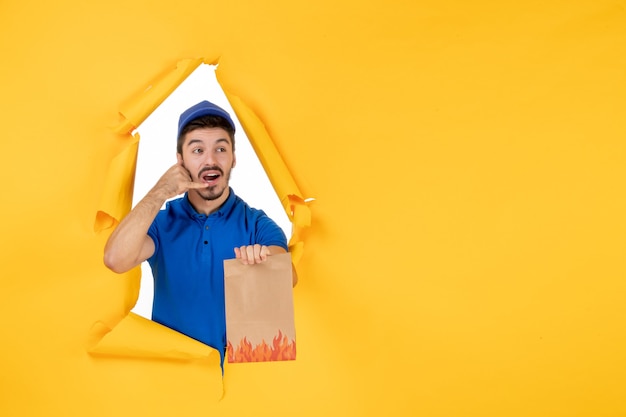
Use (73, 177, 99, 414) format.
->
(234, 244, 271, 264)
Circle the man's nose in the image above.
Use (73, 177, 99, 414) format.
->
(202, 151, 217, 165)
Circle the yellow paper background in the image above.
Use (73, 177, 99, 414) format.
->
(1, 1, 625, 416)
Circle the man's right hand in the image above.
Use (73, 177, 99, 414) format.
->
(103, 157, 208, 274)
(153, 157, 209, 200)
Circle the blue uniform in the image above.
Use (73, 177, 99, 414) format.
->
(146, 188, 288, 362)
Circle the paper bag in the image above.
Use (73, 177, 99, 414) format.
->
(223, 252, 296, 363)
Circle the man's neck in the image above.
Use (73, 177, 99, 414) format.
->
(187, 187, 230, 216)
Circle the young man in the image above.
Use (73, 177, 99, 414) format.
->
(103, 100, 295, 363)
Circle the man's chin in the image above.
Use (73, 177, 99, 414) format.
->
(197, 185, 227, 202)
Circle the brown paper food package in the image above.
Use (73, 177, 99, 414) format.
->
(223, 252, 296, 363)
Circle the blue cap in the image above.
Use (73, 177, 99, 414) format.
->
(177, 100, 236, 138)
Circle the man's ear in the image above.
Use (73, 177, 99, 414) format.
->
(232, 153, 236, 168)
(176, 153, 183, 164)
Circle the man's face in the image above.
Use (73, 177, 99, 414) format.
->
(179, 127, 236, 202)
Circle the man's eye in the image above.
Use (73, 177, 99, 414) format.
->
(192, 148, 203, 154)
(217, 147, 226, 152)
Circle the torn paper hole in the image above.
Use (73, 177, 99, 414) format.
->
(131, 64, 292, 319)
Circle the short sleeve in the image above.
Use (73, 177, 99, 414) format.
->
(255, 211, 288, 251)
(147, 219, 160, 262)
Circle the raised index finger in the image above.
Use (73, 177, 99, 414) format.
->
(186, 181, 210, 189)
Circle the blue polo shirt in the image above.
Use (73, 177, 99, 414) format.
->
(146, 188, 288, 362)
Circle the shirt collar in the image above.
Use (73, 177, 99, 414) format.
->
(182, 187, 236, 219)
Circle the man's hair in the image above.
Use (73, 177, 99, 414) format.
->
(177, 115, 236, 154)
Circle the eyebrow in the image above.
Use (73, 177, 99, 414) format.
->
(185, 138, 231, 147)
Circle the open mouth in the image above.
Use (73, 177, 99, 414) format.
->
(199, 168, 223, 184)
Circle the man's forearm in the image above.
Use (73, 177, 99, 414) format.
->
(103, 187, 167, 273)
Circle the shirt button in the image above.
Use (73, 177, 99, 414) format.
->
(205, 226, 209, 230)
